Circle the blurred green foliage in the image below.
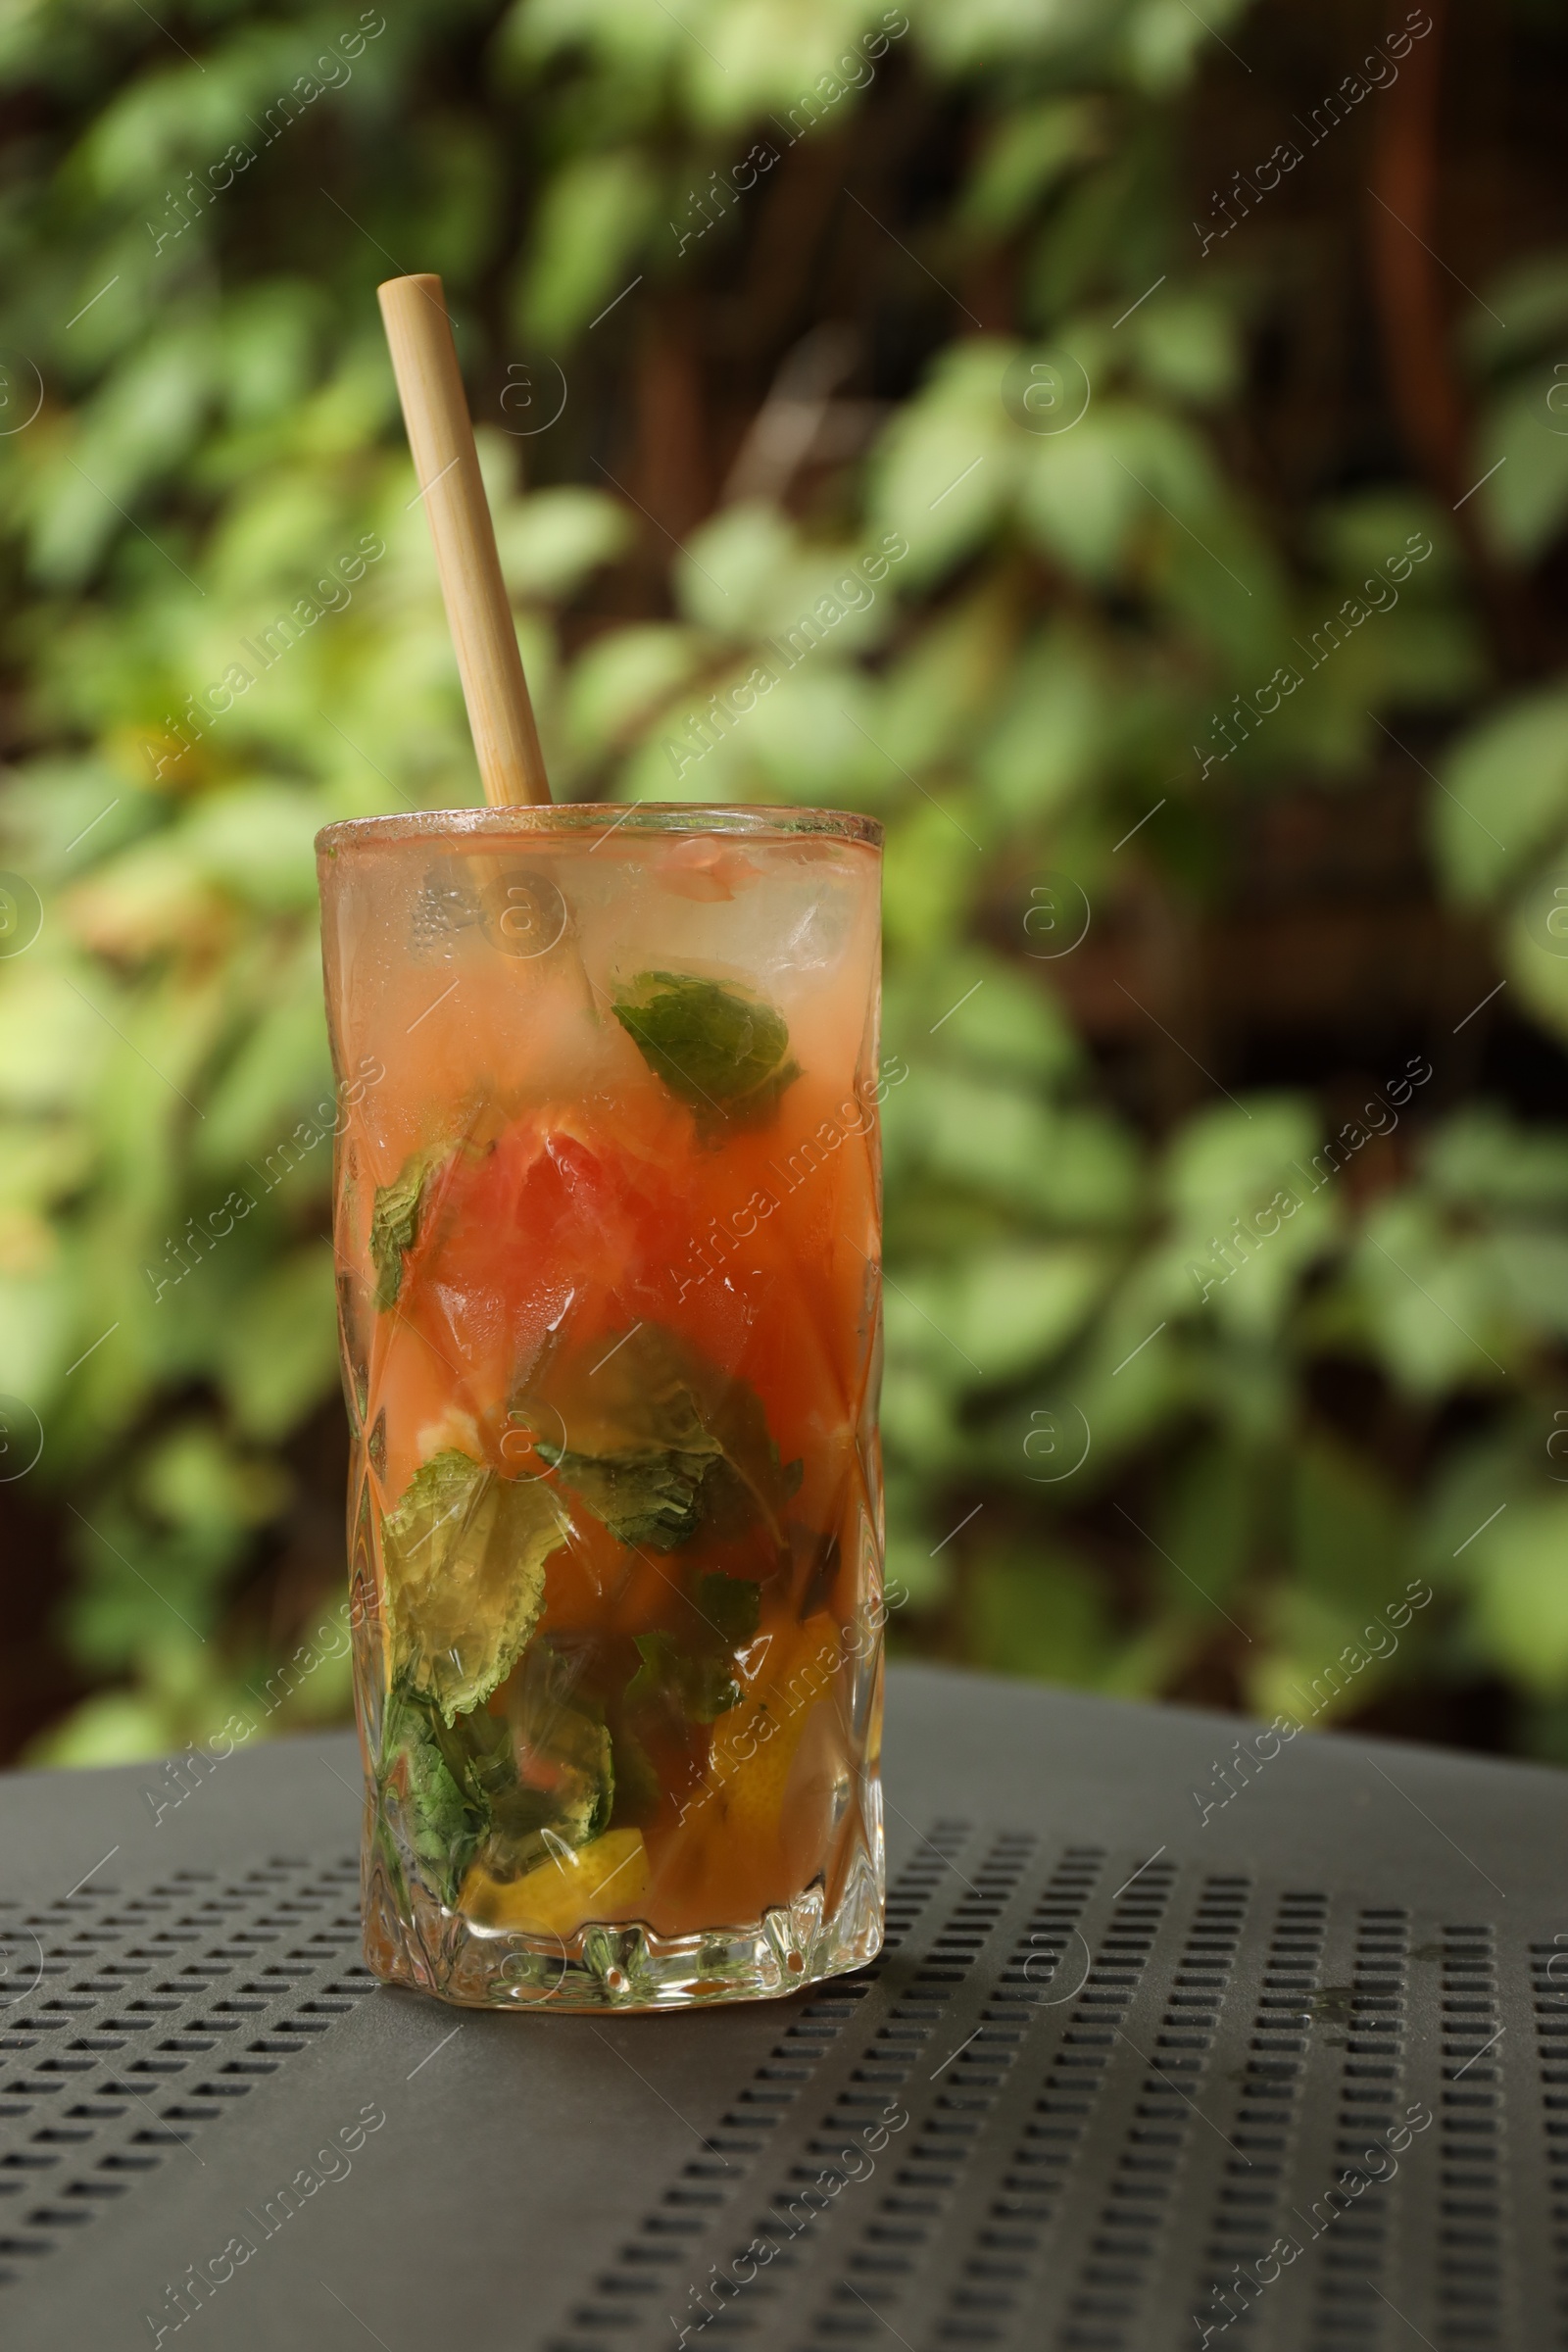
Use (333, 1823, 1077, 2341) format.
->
(1, 0, 1566, 1767)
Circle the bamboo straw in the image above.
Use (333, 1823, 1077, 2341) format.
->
(377, 272, 551, 808)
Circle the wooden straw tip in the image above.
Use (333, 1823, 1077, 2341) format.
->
(377, 271, 445, 313)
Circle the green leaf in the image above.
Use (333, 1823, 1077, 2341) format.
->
(495, 486, 632, 604)
(1165, 1097, 1321, 1227)
(196, 943, 332, 1173)
(1462, 250, 1568, 376)
(964, 1547, 1116, 1686)
(515, 151, 657, 346)
(1124, 0, 1227, 91)
(890, 1066, 1139, 1227)
(1127, 289, 1240, 407)
(881, 799, 979, 955)
(1474, 378, 1568, 563)
(1020, 403, 1227, 588)
(1506, 887, 1568, 1046)
(1309, 490, 1449, 584)
(218, 1243, 338, 1442)
(869, 340, 1018, 585)
(1424, 1107, 1568, 1213)
(369, 1146, 447, 1312)
(1353, 1200, 1511, 1396)
(1458, 1496, 1568, 1695)
(975, 627, 1105, 822)
(886, 953, 1079, 1085)
(1430, 685, 1568, 903)
(0, 964, 111, 1114)
(693, 1570, 761, 1647)
(672, 500, 798, 636)
(136, 1421, 286, 1537)
(530, 1321, 795, 1551)
(913, 0, 1103, 79)
(1290, 1440, 1406, 1608)
(874, 593, 1014, 772)
(379, 1677, 493, 1906)
(1485, 1231, 1568, 1343)
(626, 1631, 742, 1725)
(612, 971, 799, 1135)
(180, 785, 324, 912)
(489, 1642, 614, 1862)
(958, 98, 1103, 238)
(563, 623, 707, 759)
(889, 1245, 1108, 1389)
(542, 1441, 710, 1551)
(381, 1449, 568, 1723)
(389, 1637, 616, 1890)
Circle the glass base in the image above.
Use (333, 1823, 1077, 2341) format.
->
(362, 1815, 885, 2013)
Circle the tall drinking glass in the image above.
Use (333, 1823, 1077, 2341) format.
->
(316, 807, 885, 2010)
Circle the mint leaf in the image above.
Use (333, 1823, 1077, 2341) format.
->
(626, 1631, 742, 1726)
(624, 1631, 679, 1713)
(694, 1571, 761, 1646)
(487, 1716, 613, 1856)
(369, 1149, 442, 1311)
(382, 1645, 620, 1896)
(536, 1443, 708, 1551)
(382, 1448, 568, 1722)
(380, 1678, 493, 1906)
(526, 1321, 796, 1553)
(612, 971, 799, 1134)
(620, 1575, 759, 1732)
(485, 1642, 614, 1873)
(369, 1109, 495, 1311)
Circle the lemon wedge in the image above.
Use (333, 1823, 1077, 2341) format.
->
(461, 1829, 649, 1936)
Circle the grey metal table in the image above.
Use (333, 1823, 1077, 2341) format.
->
(1, 1665, 1563, 2351)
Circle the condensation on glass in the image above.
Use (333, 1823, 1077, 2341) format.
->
(316, 806, 885, 2010)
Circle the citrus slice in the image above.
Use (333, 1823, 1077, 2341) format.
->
(702, 1613, 841, 1844)
(460, 1829, 649, 1935)
(706, 1687, 814, 1849)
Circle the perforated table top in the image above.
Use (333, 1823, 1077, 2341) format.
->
(1, 1664, 1563, 2351)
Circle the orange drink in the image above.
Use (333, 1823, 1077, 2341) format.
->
(316, 807, 885, 2008)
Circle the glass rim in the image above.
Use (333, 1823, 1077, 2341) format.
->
(316, 803, 883, 856)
